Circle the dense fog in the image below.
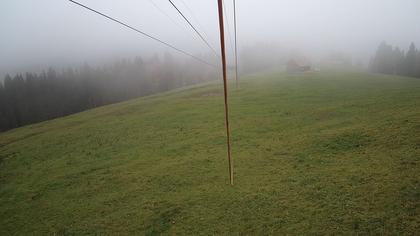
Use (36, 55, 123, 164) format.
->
(1, 0, 420, 78)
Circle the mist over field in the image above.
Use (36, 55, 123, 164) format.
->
(1, 0, 420, 78)
(1, 1, 420, 235)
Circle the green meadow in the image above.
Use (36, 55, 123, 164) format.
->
(1, 70, 419, 235)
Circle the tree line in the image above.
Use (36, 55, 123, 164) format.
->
(370, 42, 420, 78)
(0, 53, 218, 132)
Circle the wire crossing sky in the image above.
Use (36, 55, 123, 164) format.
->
(68, 0, 217, 68)
(167, 0, 220, 58)
(1, 0, 420, 78)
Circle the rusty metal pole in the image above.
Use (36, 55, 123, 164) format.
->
(217, 0, 233, 185)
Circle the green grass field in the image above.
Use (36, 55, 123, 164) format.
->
(1, 70, 419, 235)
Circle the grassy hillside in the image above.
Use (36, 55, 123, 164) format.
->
(1, 70, 419, 235)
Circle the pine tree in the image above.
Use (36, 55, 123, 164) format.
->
(416, 51, 420, 78)
(371, 41, 394, 74)
(404, 42, 417, 77)
(392, 47, 405, 75)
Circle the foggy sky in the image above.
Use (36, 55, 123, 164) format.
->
(1, 0, 420, 78)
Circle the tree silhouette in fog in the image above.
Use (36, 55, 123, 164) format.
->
(370, 41, 420, 78)
(0, 54, 217, 132)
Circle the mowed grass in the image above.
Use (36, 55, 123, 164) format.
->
(0, 70, 419, 235)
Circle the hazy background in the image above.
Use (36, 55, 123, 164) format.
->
(1, 0, 420, 78)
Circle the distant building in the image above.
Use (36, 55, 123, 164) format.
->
(286, 57, 311, 73)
